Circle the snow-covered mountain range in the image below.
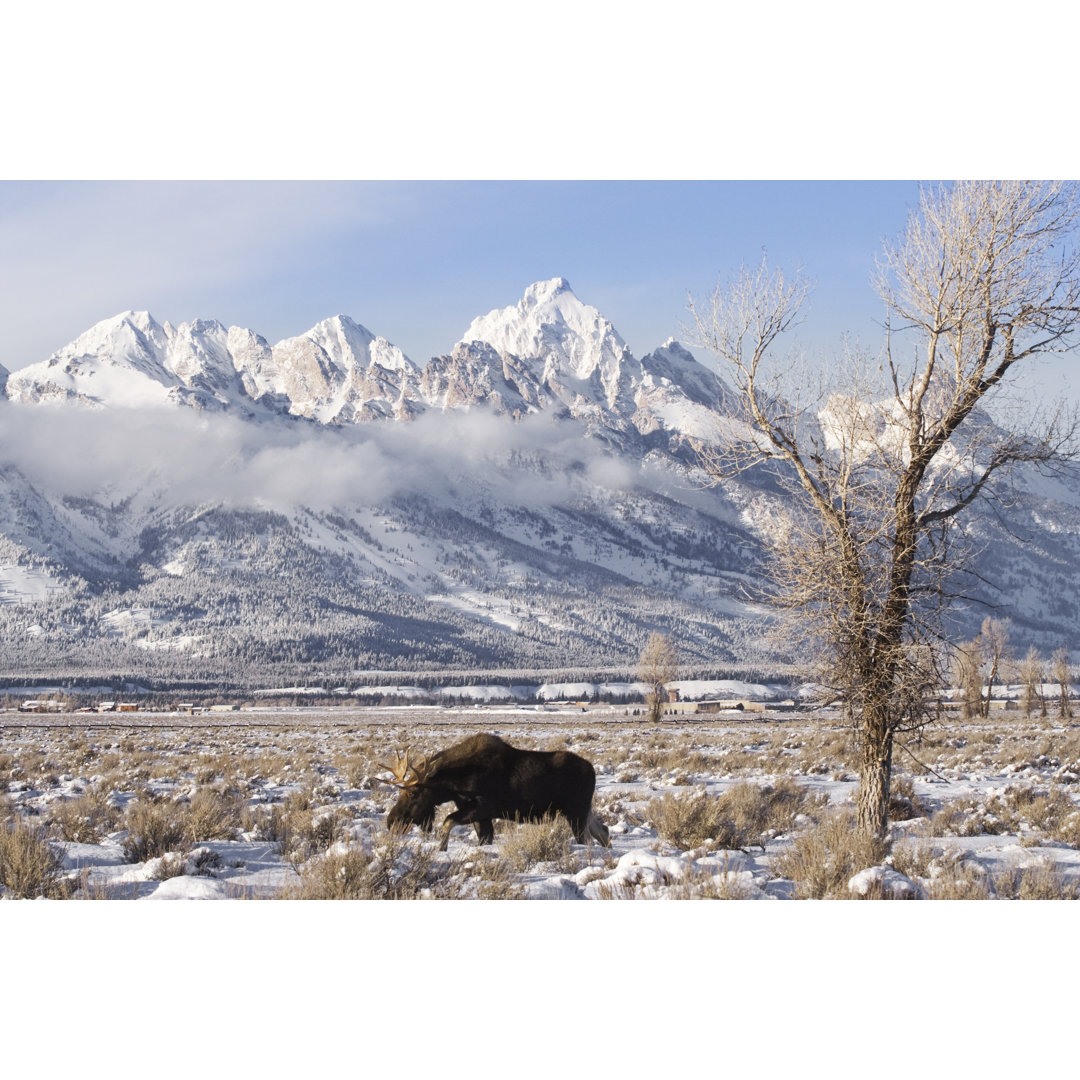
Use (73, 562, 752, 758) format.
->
(3, 278, 722, 452)
(2, 279, 1079, 690)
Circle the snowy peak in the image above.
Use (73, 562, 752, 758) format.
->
(3, 284, 728, 440)
(264, 316, 421, 423)
(5, 310, 176, 408)
(639, 339, 724, 406)
(521, 276, 574, 307)
(460, 278, 638, 413)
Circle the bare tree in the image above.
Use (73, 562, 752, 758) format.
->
(690, 181, 1080, 836)
(975, 617, 1011, 718)
(953, 642, 984, 721)
(1018, 645, 1044, 718)
(638, 632, 678, 722)
(1052, 646, 1073, 719)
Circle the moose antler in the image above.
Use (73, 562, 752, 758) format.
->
(378, 748, 431, 788)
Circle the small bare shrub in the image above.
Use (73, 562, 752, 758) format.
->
(649, 789, 731, 850)
(649, 780, 823, 852)
(499, 815, 579, 872)
(286, 837, 457, 899)
(150, 853, 188, 880)
(185, 788, 242, 844)
(991, 860, 1080, 900)
(280, 804, 347, 865)
(772, 810, 889, 899)
(122, 796, 187, 862)
(887, 775, 925, 821)
(48, 788, 121, 844)
(0, 821, 68, 898)
(924, 857, 992, 899)
(889, 841, 935, 880)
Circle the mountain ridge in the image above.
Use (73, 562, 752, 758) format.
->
(2, 279, 1080, 688)
(3, 279, 717, 453)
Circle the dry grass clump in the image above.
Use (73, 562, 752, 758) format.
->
(122, 795, 189, 862)
(648, 789, 731, 850)
(285, 837, 481, 899)
(499, 815, 579, 872)
(119, 784, 244, 862)
(185, 787, 243, 844)
(332, 752, 378, 790)
(649, 779, 823, 852)
(923, 860, 991, 899)
(0, 820, 68, 898)
(887, 775, 926, 821)
(988, 858, 1080, 899)
(929, 784, 1080, 844)
(49, 788, 122, 843)
(772, 810, 890, 899)
(274, 796, 349, 865)
(889, 841, 935, 880)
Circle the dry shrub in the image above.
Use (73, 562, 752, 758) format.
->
(928, 800, 984, 837)
(243, 803, 288, 844)
(649, 780, 822, 852)
(151, 852, 188, 881)
(333, 753, 376, 790)
(930, 785, 1079, 842)
(887, 775, 926, 821)
(772, 810, 889, 899)
(924, 858, 992, 899)
(0, 820, 68, 898)
(286, 837, 456, 899)
(122, 796, 188, 862)
(458, 853, 526, 899)
(280, 803, 347, 865)
(186, 788, 242, 844)
(889, 841, 935, 880)
(991, 860, 1080, 900)
(648, 789, 730, 849)
(499, 815, 579, 872)
(49, 788, 121, 844)
(668, 858, 757, 899)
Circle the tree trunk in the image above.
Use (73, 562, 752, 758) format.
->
(856, 722, 893, 838)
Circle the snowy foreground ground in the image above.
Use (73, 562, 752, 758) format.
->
(4, 703, 1080, 900)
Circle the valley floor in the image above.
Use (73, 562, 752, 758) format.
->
(4, 704, 1080, 900)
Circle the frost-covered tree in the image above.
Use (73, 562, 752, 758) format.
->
(1052, 646, 1073, 719)
(638, 632, 678, 722)
(691, 181, 1080, 836)
(975, 617, 1011, 718)
(1018, 646, 1044, 719)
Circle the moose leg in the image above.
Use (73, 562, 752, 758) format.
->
(437, 803, 497, 851)
(473, 820, 495, 845)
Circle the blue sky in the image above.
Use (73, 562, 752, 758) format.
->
(5, 179, 1080, 400)
(3, 7, 1078, 397)
(1, 180, 924, 373)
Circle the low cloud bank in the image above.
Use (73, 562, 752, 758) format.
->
(0, 401, 663, 511)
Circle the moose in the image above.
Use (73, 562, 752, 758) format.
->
(382, 733, 610, 851)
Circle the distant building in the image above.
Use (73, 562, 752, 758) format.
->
(19, 700, 65, 713)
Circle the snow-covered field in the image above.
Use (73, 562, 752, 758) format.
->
(4, 690, 1078, 1080)
(5, 703, 1080, 901)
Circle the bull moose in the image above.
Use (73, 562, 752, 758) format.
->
(382, 733, 610, 850)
